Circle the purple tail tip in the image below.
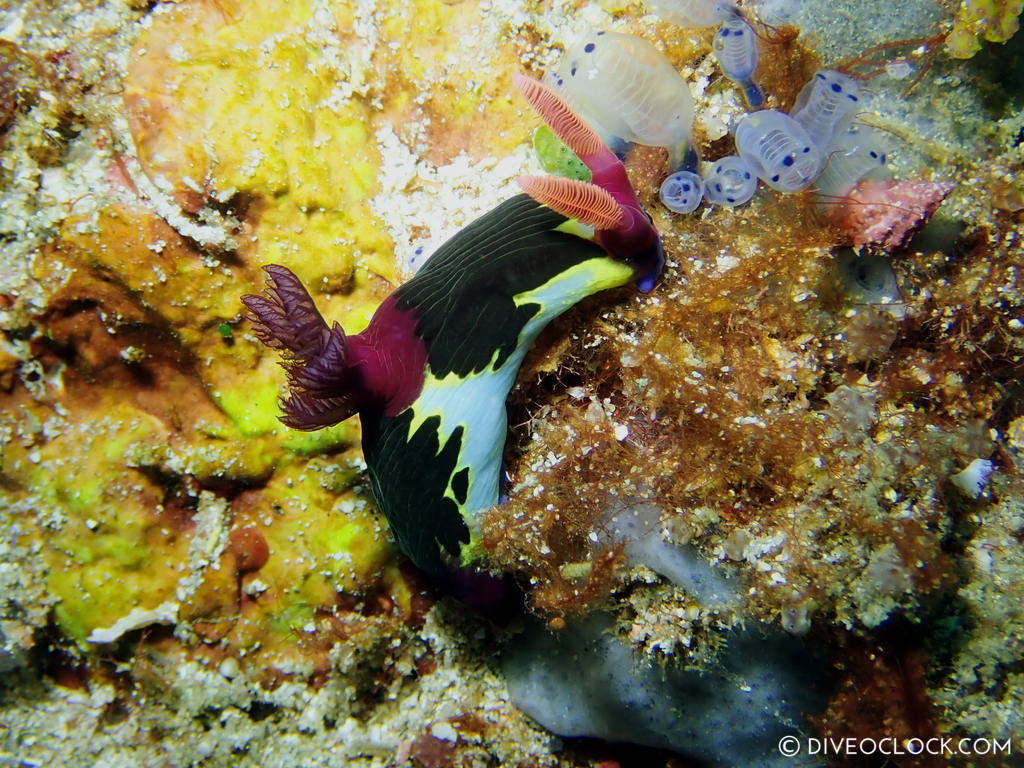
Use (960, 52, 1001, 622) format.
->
(242, 265, 361, 430)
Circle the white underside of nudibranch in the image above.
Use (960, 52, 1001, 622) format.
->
(404, 256, 634, 548)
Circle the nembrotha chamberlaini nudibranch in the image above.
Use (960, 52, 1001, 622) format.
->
(242, 75, 663, 594)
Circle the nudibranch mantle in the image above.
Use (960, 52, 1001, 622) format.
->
(243, 77, 661, 579)
(360, 198, 636, 573)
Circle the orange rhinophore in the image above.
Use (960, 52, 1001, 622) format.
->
(516, 175, 624, 231)
(513, 73, 607, 163)
(514, 72, 663, 291)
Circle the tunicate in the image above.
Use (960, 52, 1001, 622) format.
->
(713, 11, 764, 107)
(790, 69, 861, 150)
(814, 123, 889, 200)
(734, 110, 824, 192)
(702, 155, 757, 206)
(645, 0, 736, 28)
(550, 31, 696, 171)
(836, 248, 901, 306)
(659, 170, 704, 213)
(532, 124, 591, 182)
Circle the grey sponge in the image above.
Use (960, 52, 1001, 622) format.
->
(502, 613, 825, 766)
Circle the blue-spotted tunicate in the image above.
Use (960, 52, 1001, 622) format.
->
(660, 169, 704, 213)
(790, 69, 861, 150)
(645, 0, 736, 27)
(550, 31, 697, 172)
(734, 109, 824, 192)
(702, 155, 757, 206)
(814, 123, 889, 200)
(713, 11, 764, 107)
(836, 248, 901, 307)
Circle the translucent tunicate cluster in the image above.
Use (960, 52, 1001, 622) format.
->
(713, 10, 764, 107)
(814, 123, 889, 200)
(645, 0, 736, 28)
(703, 155, 757, 206)
(790, 69, 861, 151)
(659, 170, 704, 213)
(550, 31, 696, 171)
(734, 110, 824, 192)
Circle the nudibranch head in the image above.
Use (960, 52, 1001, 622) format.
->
(513, 73, 664, 290)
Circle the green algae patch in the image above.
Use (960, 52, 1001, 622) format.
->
(312, 512, 391, 587)
(211, 359, 359, 455)
(51, 206, 263, 348)
(282, 420, 359, 456)
(124, 0, 399, 288)
(212, 380, 282, 439)
(253, 198, 397, 292)
(946, 0, 1022, 58)
(171, 454, 397, 657)
(256, 461, 392, 595)
(212, 382, 357, 456)
(375, 0, 532, 165)
(6, 405, 192, 643)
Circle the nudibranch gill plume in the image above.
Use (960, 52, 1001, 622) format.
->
(242, 75, 663, 587)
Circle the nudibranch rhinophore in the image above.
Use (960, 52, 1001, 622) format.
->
(242, 75, 663, 585)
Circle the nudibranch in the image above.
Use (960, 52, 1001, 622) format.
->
(242, 76, 663, 587)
